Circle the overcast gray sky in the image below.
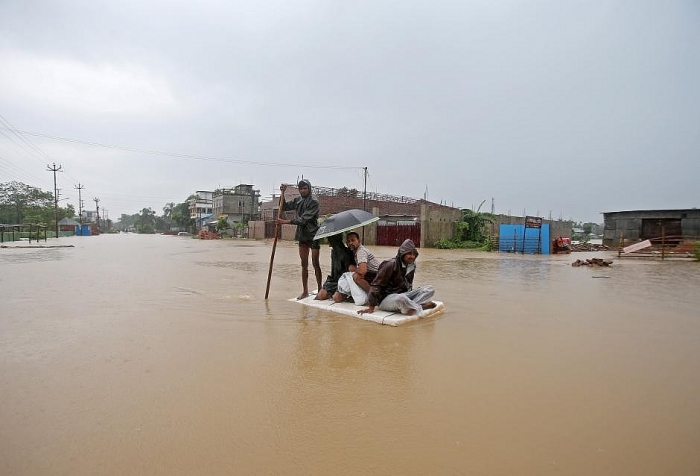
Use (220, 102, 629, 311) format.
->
(1, 0, 698, 223)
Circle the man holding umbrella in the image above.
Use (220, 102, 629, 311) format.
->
(312, 208, 381, 303)
(315, 233, 355, 301)
(278, 180, 322, 300)
(333, 231, 381, 305)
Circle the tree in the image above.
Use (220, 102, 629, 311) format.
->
(171, 201, 194, 231)
(136, 207, 156, 233)
(163, 202, 175, 219)
(0, 181, 54, 224)
(458, 200, 495, 243)
(215, 217, 229, 233)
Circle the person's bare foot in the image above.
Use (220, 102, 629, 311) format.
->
(406, 309, 416, 316)
(315, 290, 328, 300)
(296, 292, 309, 300)
(421, 301, 437, 310)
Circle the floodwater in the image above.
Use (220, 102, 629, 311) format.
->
(1, 234, 699, 475)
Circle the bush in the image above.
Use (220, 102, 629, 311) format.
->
(693, 241, 700, 261)
(434, 239, 490, 250)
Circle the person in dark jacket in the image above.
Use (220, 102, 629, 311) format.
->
(315, 233, 355, 300)
(358, 239, 436, 317)
(278, 180, 323, 299)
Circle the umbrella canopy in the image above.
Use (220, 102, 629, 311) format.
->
(313, 209, 380, 240)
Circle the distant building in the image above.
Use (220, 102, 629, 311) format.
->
(58, 217, 81, 234)
(212, 184, 261, 224)
(83, 210, 99, 223)
(261, 183, 445, 221)
(257, 183, 461, 247)
(603, 208, 700, 246)
(189, 191, 213, 222)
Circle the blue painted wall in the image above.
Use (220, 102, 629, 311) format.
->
(499, 224, 550, 254)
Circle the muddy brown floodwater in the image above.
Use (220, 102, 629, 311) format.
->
(1, 234, 699, 475)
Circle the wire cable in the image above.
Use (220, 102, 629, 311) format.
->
(0, 115, 50, 161)
(8, 128, 363, 171)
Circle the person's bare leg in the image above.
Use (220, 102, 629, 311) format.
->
(297, 243, 310, 299)
(311, 247, 322, 293)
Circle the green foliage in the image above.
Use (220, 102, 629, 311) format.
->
(0, 181, 54, 224)
(0, 181, 75, 226)
(434, 238, 492, 250)
(162, 202, 175, 219)
(452, 200, 495, 245)
(215, 217, 229, 232)
(693, 242, 700, 261)
(136, 207, 156, 233)
(137, 224, 155, 234)
(460, 201, 495, 241)
(115, 199, 194, 233)
(171, 202, 195, 231)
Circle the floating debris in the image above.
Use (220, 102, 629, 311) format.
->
(571, 243, 610, 252)
(572, 258, 613, 267)
(0, 244, 75, 249)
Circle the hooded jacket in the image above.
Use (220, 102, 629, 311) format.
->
(282, 179, 320, 242)
(367, 239, 419, 307)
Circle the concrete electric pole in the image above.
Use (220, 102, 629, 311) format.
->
(46, 162, 63, 238)
(75, 183, 85, 224)
(93, 197, 100, 231)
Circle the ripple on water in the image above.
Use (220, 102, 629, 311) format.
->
(0, 248, 67, 264)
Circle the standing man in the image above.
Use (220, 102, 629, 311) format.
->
(358, 239, 436, 317)
(278, 180, 322, 299)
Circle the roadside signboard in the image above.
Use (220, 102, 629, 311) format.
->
(523, 216, 543, 253)
(525, 216, 543, 229)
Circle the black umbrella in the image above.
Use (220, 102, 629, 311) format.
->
(313, 209, 380, 240)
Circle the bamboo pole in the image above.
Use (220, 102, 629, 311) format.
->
(264, 188, 287, 299)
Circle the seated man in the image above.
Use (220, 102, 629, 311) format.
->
(315, 233, 355, 300)
(358, 239, 436, 317)
(333, 231, 381, 305)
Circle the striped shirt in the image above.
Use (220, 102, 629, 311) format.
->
(355, 245, 381, 273)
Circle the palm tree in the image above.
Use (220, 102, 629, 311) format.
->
(163, 202, 175, 219)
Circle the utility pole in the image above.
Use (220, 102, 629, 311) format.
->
(93, 197, 100, 231)
(362, 166, 368, 243)
(363, 167, 368, 212)
(491, 197, 495, 215)
(47, 162, 62, 238)
(75, 183, 85, 223)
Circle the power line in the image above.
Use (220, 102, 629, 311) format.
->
(0, 115, 49, 161)
(8, 128, 362, 170)
(0, 154, 52, 187)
